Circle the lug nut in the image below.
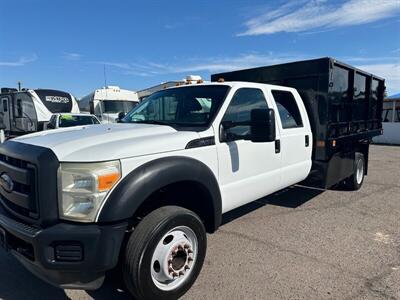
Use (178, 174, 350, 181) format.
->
(168, 267, 174, 273)
(188, 257, 194, 262)
(184, 244, 190, 249)
(188, 249, 193, 254)
(179, 271, 185, 276)
(185, 265, 190, 270)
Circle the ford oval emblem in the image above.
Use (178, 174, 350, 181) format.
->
(0, 173, 14, 193)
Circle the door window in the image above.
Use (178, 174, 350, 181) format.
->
(221, 88, 269, 141)
(272, 90, 303, 129)
(2, 99, 8, 112)
(11, 93, 38, 132)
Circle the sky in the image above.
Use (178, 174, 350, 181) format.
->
(0, 0, 400, 98)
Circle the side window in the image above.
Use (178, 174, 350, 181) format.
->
(221, 88, 268, 140)
(48, 115, 57, 128)
(272, 90, 303, 129)
(92, 116, 100, 124)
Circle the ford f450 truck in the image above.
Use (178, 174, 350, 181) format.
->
(0, 58, 384, 300)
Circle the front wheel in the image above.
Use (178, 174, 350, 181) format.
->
(123, 206, 207, 300)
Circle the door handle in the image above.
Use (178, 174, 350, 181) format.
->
(305, 135, 310, 147)
(275, 139, 281, 153)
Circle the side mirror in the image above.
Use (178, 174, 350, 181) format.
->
(116, 112, 126, 123)
(250, 108, 276, 143)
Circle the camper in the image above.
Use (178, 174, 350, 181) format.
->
(79, 86, 139, 123)
(0, 88, 79, 138)
(137, 75, 204, 101)
(373, 93, 400, 144)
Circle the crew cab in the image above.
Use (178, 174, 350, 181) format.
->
(0, 58, 384, 300)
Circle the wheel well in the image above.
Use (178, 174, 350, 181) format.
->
(132, 181, 217, 233)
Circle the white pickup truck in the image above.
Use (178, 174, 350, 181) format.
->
(0, 58, 384, 300)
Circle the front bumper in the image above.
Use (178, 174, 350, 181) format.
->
(0, 204, 127, 290)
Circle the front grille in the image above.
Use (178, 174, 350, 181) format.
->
(0, 154, 38, 219)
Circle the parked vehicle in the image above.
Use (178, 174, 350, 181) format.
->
(0, 88, 79, 138)
(46, 113, 100, 130)
(0, 58, 384, 300)
(137, 75, 204, 101)
(373, 93, 400, 144)
(79, 86, 139, 123)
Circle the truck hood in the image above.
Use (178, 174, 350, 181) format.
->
(12, 124, 200, 162)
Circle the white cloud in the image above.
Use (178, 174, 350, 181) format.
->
(63, 52, 82, 61)
(0, 54, 38, 67)
(239, 0, 400, 36)
(94, 54, 400, 94)
(356, 63, 400, 94)
(96, 53, 308, 76)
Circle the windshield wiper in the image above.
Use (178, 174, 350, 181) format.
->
(130, 120, 207, 127)
(132, 120, 175, 126)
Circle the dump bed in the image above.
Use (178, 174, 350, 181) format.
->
(212, 57, 385, 163)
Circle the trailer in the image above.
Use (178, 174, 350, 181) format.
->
(137, 75, 205, 101)
(212, 57, 385, 188)
(0, 88, 79, 138)
(373, 94, 400, 145)
(79, 86, 139, 123)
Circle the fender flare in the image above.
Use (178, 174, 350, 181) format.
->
(97, 156, 222, 231)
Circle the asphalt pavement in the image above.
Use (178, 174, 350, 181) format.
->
(0, 145, 399, 300)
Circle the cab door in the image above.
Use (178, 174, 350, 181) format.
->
(0, 96, 11, 132)
(216, 87, 282, 213)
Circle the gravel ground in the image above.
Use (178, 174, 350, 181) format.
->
(0, 145, 399, 300)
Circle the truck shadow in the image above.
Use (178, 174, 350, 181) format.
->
(222, 185, 324, 225)
(0, 251, 133, 300)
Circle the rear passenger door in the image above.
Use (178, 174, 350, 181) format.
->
(270, 89, 312, 185)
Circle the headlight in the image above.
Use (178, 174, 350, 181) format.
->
(58, 161, 121, 222)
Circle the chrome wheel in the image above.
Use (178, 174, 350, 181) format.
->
(356, 158, 364, 185)
(150, 226, 198, 291)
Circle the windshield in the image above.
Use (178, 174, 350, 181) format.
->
(59, 115, 100, 127)
(122, 85, 229, 127)
(102, 100, 137, 114)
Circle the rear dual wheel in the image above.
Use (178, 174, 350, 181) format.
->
(343, 152, 365, 190)
(123, 206, 207, 300)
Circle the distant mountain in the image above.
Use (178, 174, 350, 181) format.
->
(388, 93, 400, 99)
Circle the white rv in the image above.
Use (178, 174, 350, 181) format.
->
(79, 86, 139, 123)
(137, 75, 205, 101)
(0, 88, 79, 138)
(373, 93, 400, 144)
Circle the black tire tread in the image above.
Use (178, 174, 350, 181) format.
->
(123, 206, 204, 300)
(344, 152, 365, 191)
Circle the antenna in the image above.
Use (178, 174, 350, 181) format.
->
(17, 81, 22, 91)
(103, 64, 108, 88)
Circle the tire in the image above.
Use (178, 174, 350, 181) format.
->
(344, 152, 365, 190)
(123, 206, 207, 300)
